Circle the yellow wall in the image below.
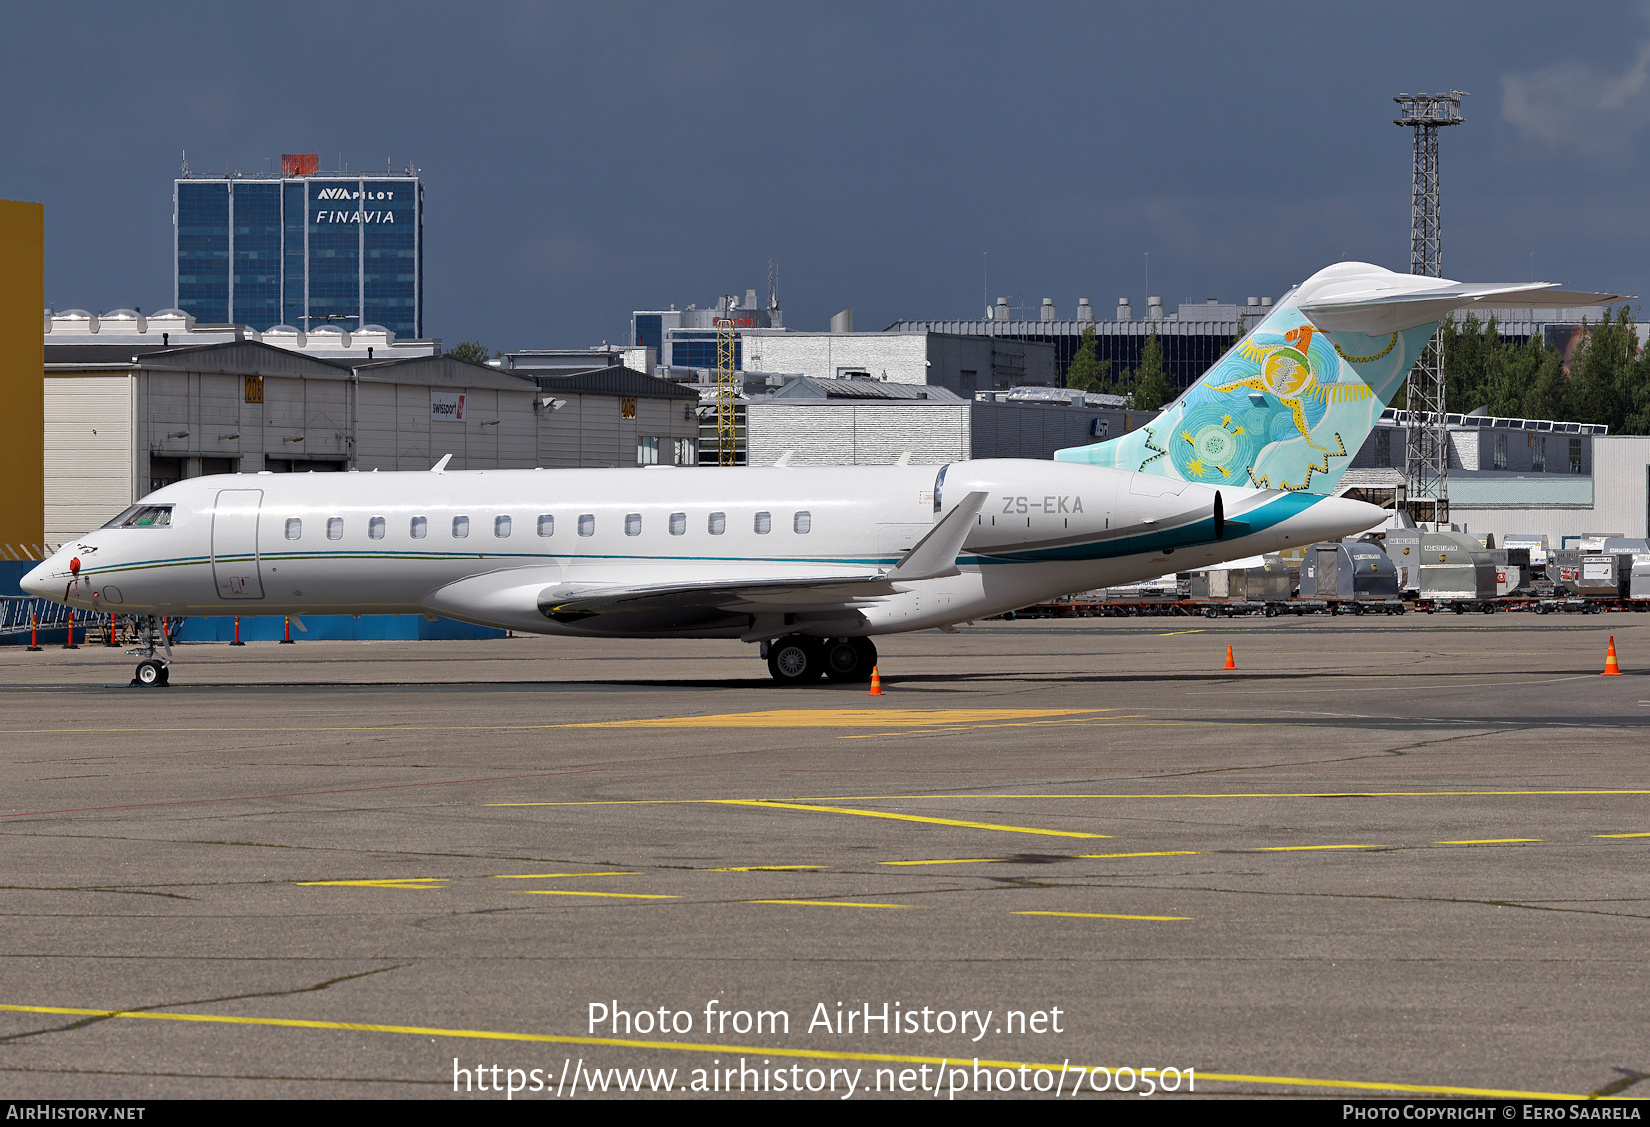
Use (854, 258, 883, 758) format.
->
(0, 200, 44, 553)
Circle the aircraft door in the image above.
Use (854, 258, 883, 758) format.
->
(212, 489, 265, 600)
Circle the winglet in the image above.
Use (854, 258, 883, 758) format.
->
(431, 454, 452, 473)
(887, 491, 989, 581)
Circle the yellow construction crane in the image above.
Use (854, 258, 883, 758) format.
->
(715, 307, 737, 465)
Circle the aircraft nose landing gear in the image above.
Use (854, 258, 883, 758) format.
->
(128, 616, 173, 687)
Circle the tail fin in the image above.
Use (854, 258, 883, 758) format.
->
(1054, 262, 1622, 495)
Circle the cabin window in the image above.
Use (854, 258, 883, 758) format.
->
(578, 514, 595, 536)
(625, 513, 642, 536)
(708, 512, 726, 535)
(669, 512, 686, 536)
(285, 517, 301, 540)
(537, 514, 554, 537)
(326, 517, 343, 540)
(452, 516, 470, 538)
(410, 515, 427, 539)
(754, 511, 772, 534)
(368, 516, 385, 540)
(794, 511, 811, 534)
(495, 515, 512, 538)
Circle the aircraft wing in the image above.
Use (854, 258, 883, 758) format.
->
(539, 572, 899, 617)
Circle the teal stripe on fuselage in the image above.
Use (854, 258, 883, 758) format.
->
(69, 549, 911, 579)
(967, 492, 1319, 564)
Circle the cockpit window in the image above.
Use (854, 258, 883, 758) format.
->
(102, 505, 173, 529)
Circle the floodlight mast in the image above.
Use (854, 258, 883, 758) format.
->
(715, 304, 738, 466)
(1394, 91, 1466, 525)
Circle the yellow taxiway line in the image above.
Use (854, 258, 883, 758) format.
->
(0, 1002, 1589, 1100)
(709, 798, 1107, 839)
(564, 708, 1109, 729)
(746, 899, 908, 909)
(491, 872, 638, 879)
(1014, 911, 1190, 921)
(514, 891, 674, 900)
(802, 789, 1650, 801)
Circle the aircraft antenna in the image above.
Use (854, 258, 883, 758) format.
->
(715, 300, 739, 466)
(1394, 90, 1465, 526)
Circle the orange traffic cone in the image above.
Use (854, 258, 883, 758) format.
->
(868, 666, 884, 695)
(1603, 636, 1623, 676)
(1223, 645, 1235, 670)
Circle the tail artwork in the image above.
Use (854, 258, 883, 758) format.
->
(1055, 262, 1624, 495)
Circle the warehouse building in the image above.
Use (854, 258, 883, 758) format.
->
(892, 298, 1625, 388)
(38, 337, 698, 545)
(892, 298, 1262, 390)
(1331, 409, 1626, 544)
(732, 376, 1153, 467)
(45, 305, 441, 361)
(738, 329, 1057, 394)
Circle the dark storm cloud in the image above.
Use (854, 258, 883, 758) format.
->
(1, 1, 1643, 349)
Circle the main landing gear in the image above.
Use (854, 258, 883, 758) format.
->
(128, 616, 172, 687)
(765, 635, 877, 685)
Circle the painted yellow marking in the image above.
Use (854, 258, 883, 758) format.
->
(747, 899, 908, 909)
(1014, 911, 1190, 921)
(490, 872, 637, 879)
(835, 715, 1145, 740)
(489, 799, 705, 807)
(1596, 832, 1650, 838)
(515, 891, 675, 899)
(565, 708, 1106, 730)
(0, 709, 1105, 737)
(711, 798, 1107, 839)
(701, 865, 826, 872)
(1158, 629, 1206, 636)
(801, 789, 1650, 801)
(1435, 839, 1543, 845)
(294, 878, 444, 890)
(0, 1003, 1586, 1099)
(1255, 844, 1383, 852)
(880, 858, 1005, 866)
(1076, 850, 1207, 859)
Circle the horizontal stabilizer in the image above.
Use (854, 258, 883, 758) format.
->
(1303, 280, 1627, 334)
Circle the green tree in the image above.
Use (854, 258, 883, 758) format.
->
(1065, 325, 1106, 392)
(1130, 331, 1176, 410)
(448, 341, 492, 364)
(1520, 343, 1570, 423)
(1565, 306, 1638, 432)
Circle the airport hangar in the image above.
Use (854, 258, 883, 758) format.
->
(36, 309, 699, 548)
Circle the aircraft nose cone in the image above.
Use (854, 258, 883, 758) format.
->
(19, 560, 51, 598)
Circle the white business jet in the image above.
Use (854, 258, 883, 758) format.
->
(24, 262, 1619, 686)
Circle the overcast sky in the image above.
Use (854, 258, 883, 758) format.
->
(4, 1, 1649, 349)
